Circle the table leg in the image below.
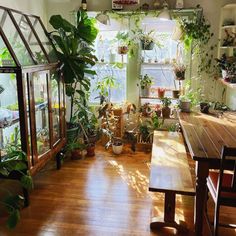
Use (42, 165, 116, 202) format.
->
(195, 161, 209, 236)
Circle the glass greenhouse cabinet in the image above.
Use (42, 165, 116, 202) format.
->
(0, 6, 66, 175)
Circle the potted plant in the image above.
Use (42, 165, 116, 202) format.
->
(139, 103, 152, 117)
(95, 74, 118, 104)
(139, 124, 151, 143)
(216, 53, 236, 82)
(112, 137, 123, 155)
(49, 10, 98, 140)
(173, 62, 186, 80)
(0, 141, 33, 229)
(140, 74, 153, 97)
(138, 30, 157, 50)
(66, 140, 86, 160)
(161, 97, 172, 118)
(200, 101, 211, 114)
(98, 102, 124, 154)
(157, 87, 166, 98)
(116, 31, 129, 55)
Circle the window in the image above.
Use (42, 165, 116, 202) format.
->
(89, 13, 184, 105)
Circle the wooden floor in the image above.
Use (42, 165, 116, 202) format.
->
(0, 145, 235, 236)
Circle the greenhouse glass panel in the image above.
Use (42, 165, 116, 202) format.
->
(28, 17, 57, 63)
(0, 9, 34, 66)
(0, 36, 16, 66)
(12, 12, 48, 64)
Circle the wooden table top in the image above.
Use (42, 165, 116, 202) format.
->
(179, 111, 236, 161)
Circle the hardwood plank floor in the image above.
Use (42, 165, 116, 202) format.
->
(0, 145, 235, 236)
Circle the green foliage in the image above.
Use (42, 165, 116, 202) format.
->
(0, 146, 33, 229)
(49, 10, 98, 122)
(2, 194, 23, 229)
(140, 74, 153, 89)
(152, 113, 163, 130)
(161, 97, 172, 107)
(95, 75, 118, 103)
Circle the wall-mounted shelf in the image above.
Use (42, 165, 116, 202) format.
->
(220, 46, 236, 49)
(221, 25, 236, 29)
(219, 78, 236, 89)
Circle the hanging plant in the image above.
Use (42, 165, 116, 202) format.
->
(179, 5, 216, 75)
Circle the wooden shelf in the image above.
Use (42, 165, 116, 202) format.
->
(140, 96, 179, 100)
(220, 46, 236, 49)
(218, 78, 236, 88)
(221, 25, 236, 29)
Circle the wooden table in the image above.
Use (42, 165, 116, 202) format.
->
(178, 111, 236, 236)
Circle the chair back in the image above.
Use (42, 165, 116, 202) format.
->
(218, 146, 236, 196)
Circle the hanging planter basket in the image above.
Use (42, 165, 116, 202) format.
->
(175, 70, 185, 80)
(113, 0, 139, 5)
(118, 45, 128, 55)
(141, 40, 155, 50)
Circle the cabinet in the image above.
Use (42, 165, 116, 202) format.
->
(0, 6, 66, 175)
(217, 4, 236, 109)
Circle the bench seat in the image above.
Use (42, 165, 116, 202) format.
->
(149, 131, 195, 232)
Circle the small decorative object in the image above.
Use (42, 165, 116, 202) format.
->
(223, 18, 235, 26)
(153, 0, 161, 9)
(200, 102, 210, 114)
(80, 0, 87, 11)
(216, 53, 236, 82)
(141, 3, 149, 10)
(113, 0, 139, 5)
(222, 29, 236, 47)
(161, 97, 171, 118)
(140, 74, 153, 97)
(157, 87, 166, 98)
(176, 0, 184, 9)
(112, 0, 123, 10)
(148, 58, 152, 63)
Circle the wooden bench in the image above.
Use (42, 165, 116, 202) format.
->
(149, 131, 195, 232)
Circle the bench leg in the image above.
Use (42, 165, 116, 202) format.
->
(150, 192, 188, 233)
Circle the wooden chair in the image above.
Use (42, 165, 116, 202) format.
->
(206, 146, 236, 236)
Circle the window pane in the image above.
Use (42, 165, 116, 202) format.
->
(89, 64, 126, 104)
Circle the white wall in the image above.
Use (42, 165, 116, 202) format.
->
(0, 0, 47, 24)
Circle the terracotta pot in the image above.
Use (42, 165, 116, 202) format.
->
(162, 106, 171, 118)
(86, 144, 95, 157)
(158, 89, 165, 98)
(71, 149, 83, 160)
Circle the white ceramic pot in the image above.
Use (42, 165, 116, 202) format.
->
(141, 86, 150, 97)
(112, 143, 123, 155)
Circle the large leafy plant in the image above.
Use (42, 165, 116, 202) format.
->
(49, 10, 99, 122)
